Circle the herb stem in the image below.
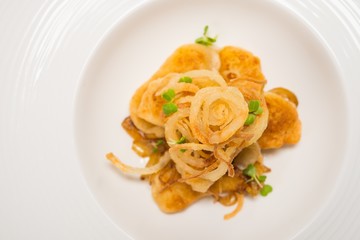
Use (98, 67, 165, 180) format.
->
(254, 176, 263, 188)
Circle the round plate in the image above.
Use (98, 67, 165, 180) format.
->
(2, 0, 360, 239)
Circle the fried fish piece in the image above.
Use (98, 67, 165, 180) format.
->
(130, 82, 165, 138)
(258, 90, 301, 149)
(150, 43, 220, 80)
(149, 161, 206, 213)
(219, 46, 266, 85)
(149, 143, 268, 213)
(130, 44, 220, 138)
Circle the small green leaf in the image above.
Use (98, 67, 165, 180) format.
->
(162, 89, 176, 102)
(254, 106, 263, 115)
(195, 26, 218, 46)
(179, 76, 193, 83)
(152, 139, 164, 153)
(248, 100, 260, 113)
(203, 25, 209, 35)
(207, 36, 218, 43)
(180, 149, 187, 153)
(162, 102, 178, 116)
(260, 184, 273, 196)
(243, 164, 256, 179)
(155, 139, 164, 146)
(176, 136, 186, 144)
(244, 113, 256, 125)
(195, 37, 212, 46)
(258, 175, 267, 183)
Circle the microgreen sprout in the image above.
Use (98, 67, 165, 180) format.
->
(178, 137, 187, 152)
(242, 163, 272, 197)
(245, 100, 263, 126)
(248, 100, 260, 113)
(176, 136, 186, 144)
(179, 76, 192, 83)
(162, 102, 178, 116)
(195, 25, 218, 46)
(152, 139, 164, 153)
(167, 136, 187, 152)
(156, 139, 164, 146)
(253, 106, 263, 115)
(258, 175, 267, 183)
(161, 88, 176, 102)
(244, 113, 256, 126)
(162, 88, 178, 116)
(260, 184, 273, 196)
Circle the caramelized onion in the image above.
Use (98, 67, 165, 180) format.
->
(223, 193, 244, 220)
(106, 152, 170, 175)
(189, 87, 248, 144)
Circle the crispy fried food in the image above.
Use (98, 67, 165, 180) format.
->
(130, 44, 220, 138)
(121, 117, 156, 157)
(150, 43, 220, 80)
(150, 158, 269, 213)
(136, 70, 227, 133)
(258, 90, 301, 149)
(269, 87, 299, 106)
(150, 161, 206, 213)
(219, 46, 266, 84)
(108, 41, 301, 219)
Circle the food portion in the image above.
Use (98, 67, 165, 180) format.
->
(258, 89, 301, 149)
(106, 27, 301, 219)
(130, 44, 220, 139)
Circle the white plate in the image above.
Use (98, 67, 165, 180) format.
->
(1, 0, 360, 239)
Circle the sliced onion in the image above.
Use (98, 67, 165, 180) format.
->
(186, 178, 214, 193)
(164, 109, 197, 146)
(169, 143, 214, 174)
(201, 161, 229, 182)
(106, 152, 170, 175)
(189, 86, 248, 144)
(184, 70, 227, 87)
(223, 193, 244, 220)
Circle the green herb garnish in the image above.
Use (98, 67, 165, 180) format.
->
(176, 136, 186, 144)
(162, 102, 178, 116)
(156, 139, 164, 146)
(248, 100, 260, 113)
(195, 25, 218, 46)
(254, 106, 263, 115)
(179, 76, 192, 83)
(248, 100, 263, 115)
(161, 88, 176, 102)
(162, 88, 178, 116)
(260, 184, 273, 196)
(243, 164, 257, 180)
(167, 136, 187, 151)
(152, 139, 164, 153)
(258, 175, 267, 183)
(243, 164, 272, 197)
(244, 100, 263, 126)
(244, 113, 256, 125)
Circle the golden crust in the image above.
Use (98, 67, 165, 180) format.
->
(258, 92, 301, 149)
(130, 82, 165, 138)
(150, 162, 206, 213)
(219, 46, 266, 83)
(150, 44, 220, 81)
(130, 44, 220, 138)
(118, 43, 302, 216)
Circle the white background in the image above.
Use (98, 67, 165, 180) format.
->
(1, 0, 360, 239)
